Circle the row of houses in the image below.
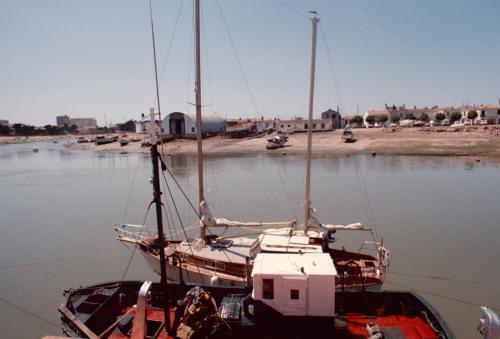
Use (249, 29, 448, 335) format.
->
(361, 103, 500, 128)
(134, 101, 500, 138)
(136, 108, 343, 138)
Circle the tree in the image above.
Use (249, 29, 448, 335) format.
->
(116, 119, 136, 132)
(349, 115, 363, 126)
(467, 110, 478, 121)
(418, 113, 430, 122)
(377, 115, 389, 124)
(365, 115, 376, 125)
(67, 124, 78, 133)
(404, 112, 416, 120)
(44, 125, 62, 135)
(12, 123, 36, 136)
(390, 113, 400, 123)
(450, 112, 462, 123)
(435, 113, 445, 122)
(0, 125, 10, 135)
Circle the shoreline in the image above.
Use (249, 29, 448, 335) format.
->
(1, 127, 500, 158)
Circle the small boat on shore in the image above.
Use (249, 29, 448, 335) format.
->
(95, 135, 115, 146)
(76, 136, 88, 143)
(341, 128, 356, 143)
(120, 139, 130, 146)
(266, 135, 289, 149)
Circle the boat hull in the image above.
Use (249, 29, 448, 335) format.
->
(56, 281, 455, 339)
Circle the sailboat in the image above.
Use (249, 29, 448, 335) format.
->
(116, 4, 388, 291)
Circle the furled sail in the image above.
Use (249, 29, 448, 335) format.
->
(200, 201, 296, 228)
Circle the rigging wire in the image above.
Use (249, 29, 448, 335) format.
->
(388, 271, 500, 288)
(162, 197, 176, 241)
(201, 3, 214, 114)
(0, 296, 60, 329)
(0, 257, 76, 270)
(161, 170, 205, 283)
(353, 155, 380, 243)
(120, 206, 152, 281)
(272, 156, 298, 221)
(319, 22, 345, 114)
(185, 2, 194, 115)
(120, 156, 142, 224)
(385, 280, 500, 312)
(153, 0, 184, 107)
(275, 0, 308, 19)
(161, 156, 201, 219)
(214, 0, 260, 116)
(148, 0, 162, 120)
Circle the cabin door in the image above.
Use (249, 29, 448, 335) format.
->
(281, 277, 307, 316)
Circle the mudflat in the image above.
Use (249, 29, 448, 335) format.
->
(3, 126, 500, 158)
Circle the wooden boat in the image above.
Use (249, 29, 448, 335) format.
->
(120, 139, 130, 146)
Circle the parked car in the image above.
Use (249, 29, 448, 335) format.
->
(399, 119, 414, 127)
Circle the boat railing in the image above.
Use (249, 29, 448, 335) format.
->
(358, 240, 390, 272)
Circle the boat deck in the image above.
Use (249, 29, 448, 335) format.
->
(343, 313, 439, 338)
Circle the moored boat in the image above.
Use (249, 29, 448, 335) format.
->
(50, 253, 454, 339)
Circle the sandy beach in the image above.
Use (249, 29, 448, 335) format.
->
(2, 126, 500, 158)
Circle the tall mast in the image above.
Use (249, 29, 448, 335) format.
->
(195, 0, 206, 239)
(148, 0, 169, 331)
(149, 117, 170, 332)
(304, 13, 319, 232)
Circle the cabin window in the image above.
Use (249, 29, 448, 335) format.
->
(191, 127, 195, 132)
(497, 110, 500, 115)
(288, 124, 291, 128)
(281, 125, 284, 128)
(215, 261, 225, 270)
(321, 123, 325, 129)
(290, 289, 299, 300)
(203, 260, 216, 268)
(304, 124, 308, 129)
(313, 123, 316, 129)
(262, 279, 274, 299)
(481, 110, 485, 117)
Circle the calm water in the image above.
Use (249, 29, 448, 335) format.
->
(0, 141, 499, 338)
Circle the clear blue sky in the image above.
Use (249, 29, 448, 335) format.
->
(1, 0, 499, 126)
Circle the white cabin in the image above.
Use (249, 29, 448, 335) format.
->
(252, 253, 336, 317)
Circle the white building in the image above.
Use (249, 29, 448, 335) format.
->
(163, 111, 225, 138)
(477, 104, 500, 124)
(70, 118, 97, 129)
(255, 119, 279, 132)
(276, 118, 333, 133)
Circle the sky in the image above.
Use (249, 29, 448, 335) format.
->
(1, 0, 499, 126)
